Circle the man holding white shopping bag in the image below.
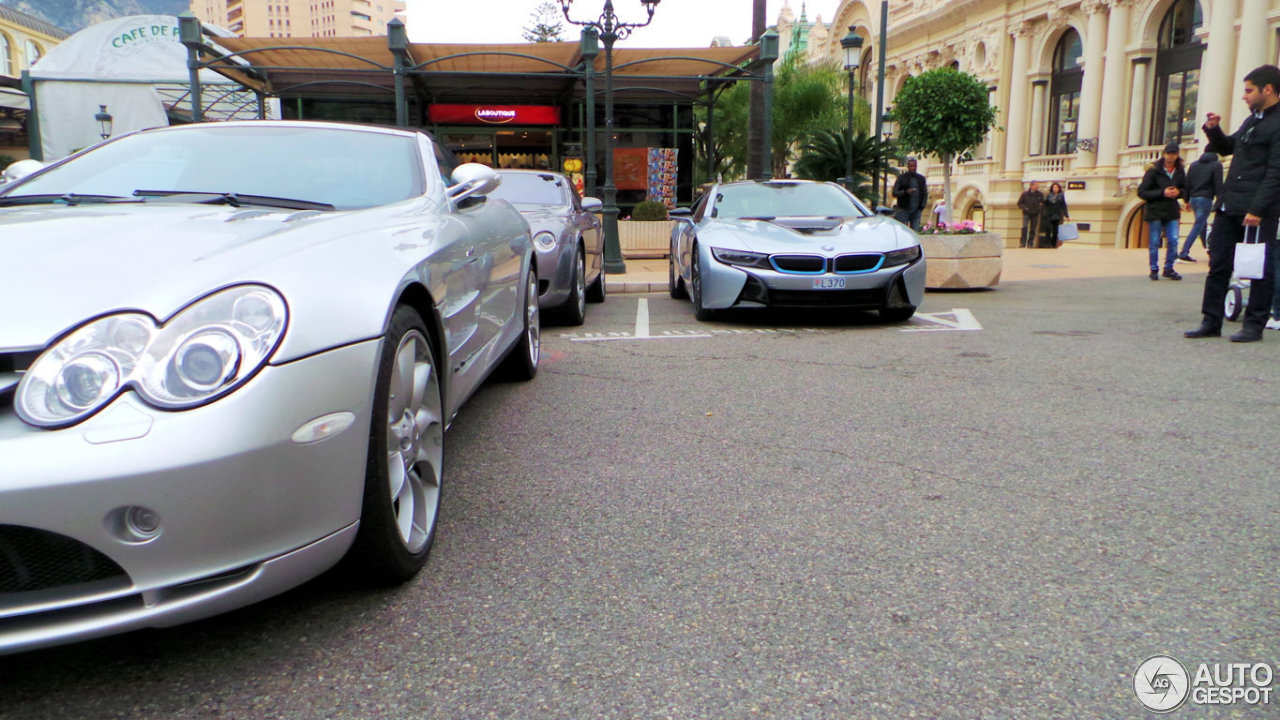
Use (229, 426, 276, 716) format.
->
(1185, 65, 1280, 343)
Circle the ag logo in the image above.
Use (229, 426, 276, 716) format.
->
(1134, 655, 1190, 712)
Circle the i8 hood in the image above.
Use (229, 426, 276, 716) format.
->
(702, 214, 917, 254)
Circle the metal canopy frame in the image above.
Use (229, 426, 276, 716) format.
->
(176, 15, 774, 193)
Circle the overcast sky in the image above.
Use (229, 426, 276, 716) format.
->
(404, 1, 842, 47)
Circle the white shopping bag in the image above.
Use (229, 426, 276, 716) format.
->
(1234, 226, 1266, 280)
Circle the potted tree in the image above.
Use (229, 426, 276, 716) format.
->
(894, 68, 1001, 288)
(618, 200, 674, 258)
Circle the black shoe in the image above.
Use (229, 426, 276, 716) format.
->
(1149, 270, 1159, 281)
(1184, 324, 1221, 338)
(1177, 255, 1197, 263)
(1163, 269, 1182, 280)
(1230, 329, 1263, 343)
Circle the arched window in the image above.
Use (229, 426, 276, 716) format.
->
(24, 40, 42, 69)
(1048, 29, 1083, 155)
(1150, 0, 1203, 145)
(0, 34, 11, 77)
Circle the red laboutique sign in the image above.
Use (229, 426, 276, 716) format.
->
(427, 104, 561, 126)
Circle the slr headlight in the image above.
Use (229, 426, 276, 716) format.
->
(883, 245, 922, 267)
(533, 231, 557, 252)
(711, 247, 771, 269)
(16, 285, 288, 428)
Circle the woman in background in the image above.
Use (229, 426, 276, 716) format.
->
(1041, 182, 1070, 248)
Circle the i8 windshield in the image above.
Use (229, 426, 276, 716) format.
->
(2, 125, 425, 211)
(713, 182, 869, 220)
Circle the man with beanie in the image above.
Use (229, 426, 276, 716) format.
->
(1185, 64, 1280, 342)
(1137, 142, 1186, 280)
(1178, 150, 1223, 262)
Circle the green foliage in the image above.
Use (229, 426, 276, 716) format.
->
(522, 1, 564, 43)
(629, 200, 669, 221)
(791, 129, 902, 205)
(697, 56, 862, 183)
(0, 154, 16, 169)
(893, 68, 997, 162)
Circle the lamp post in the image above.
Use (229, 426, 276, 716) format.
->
(840, 28, 864, 192)
(880, 108, 895, 207)
(94, 105, 113, 140)
(560, 0, 660, 275)
(872, 0, 888, 201)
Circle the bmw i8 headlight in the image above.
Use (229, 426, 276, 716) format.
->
(17, 285, 288, 428)
(883, 245, 922, 267)
(533, 231, 558, 252)
(711, 247, 771, 269)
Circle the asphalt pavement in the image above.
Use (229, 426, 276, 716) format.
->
(2, 245, 1275, 720)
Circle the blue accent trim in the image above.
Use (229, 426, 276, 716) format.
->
(834, 254, 886, 275)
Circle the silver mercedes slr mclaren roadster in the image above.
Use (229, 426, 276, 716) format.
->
(668, 180, 926, 321)
(0, 120, 540, 654)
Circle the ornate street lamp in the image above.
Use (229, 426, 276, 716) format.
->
(840, 27, 863, 192)
(559, 0, 660, 275)
(94, 105, 113, 140)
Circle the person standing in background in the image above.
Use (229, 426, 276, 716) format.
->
(1178, 150, 1224, 262)
(1017, 180, 1045, 248)
(1137, 142, 1186, 280)
(1185, 64, 1280, 342)
(1041, 182, 1070, 248)
(892, 157, 927, 231)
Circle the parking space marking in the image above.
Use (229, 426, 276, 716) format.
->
(558, 301, 983, 342)
(636, 298, 650, 338)
(901, 309, 983, 332)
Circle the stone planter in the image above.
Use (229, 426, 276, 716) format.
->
(919, 232, 1003, 289)
(618, 219, 675, 258)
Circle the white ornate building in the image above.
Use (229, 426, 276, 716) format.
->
(778, 0, 1280, 248)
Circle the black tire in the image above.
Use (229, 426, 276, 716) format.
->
(498, 268, 541, 381)
(585, 254, 606, 304)
(558, 248, 587, 326)
(347, 305, 444, 584)
(690, 245, 715, 321)
(1225, 286, 1243, 321)
(669, 243, 687, 299)
(880, 306, 917, 323)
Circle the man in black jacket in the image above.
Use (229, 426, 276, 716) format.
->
(892, 158, 927, 231)
(1177, 150, 1223, 261)
(1186, 64, 1280, 342)
(1016, 180, 1045, 248)
(1138, 143, 1186, 280)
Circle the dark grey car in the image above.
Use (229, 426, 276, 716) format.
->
(492, 170, 605, 325)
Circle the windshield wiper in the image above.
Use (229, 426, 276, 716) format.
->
(133, 190, 336, 211)
(0, 193, 141, 207)
(739, 215, 776, 221)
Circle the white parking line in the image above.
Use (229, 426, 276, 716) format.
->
(559, 301, 982, 342)
(900, 309, 983, 332)
(636, 298, 650, 338)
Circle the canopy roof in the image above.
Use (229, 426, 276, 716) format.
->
(199, 37, 760, 104)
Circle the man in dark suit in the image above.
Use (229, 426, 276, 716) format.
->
(1185, 64, 1280, 343)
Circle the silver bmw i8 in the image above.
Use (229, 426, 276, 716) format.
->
(668, 179, 926, 321)
(0, 120, 539, 654)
